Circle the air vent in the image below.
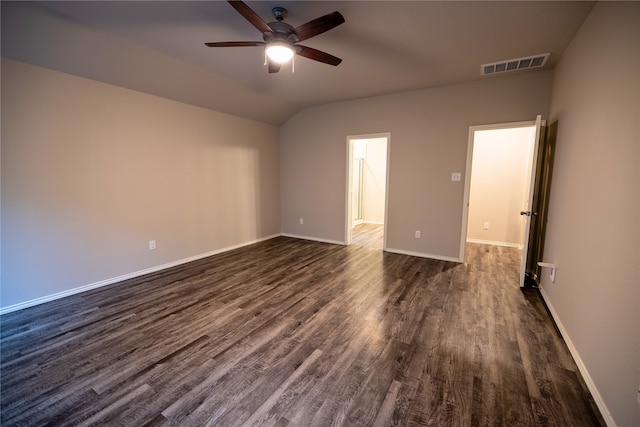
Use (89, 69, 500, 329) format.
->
(481, 53, 550, 76)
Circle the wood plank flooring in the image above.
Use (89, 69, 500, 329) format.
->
(352, 223, 384, 250)
(0, 238, 605, 426)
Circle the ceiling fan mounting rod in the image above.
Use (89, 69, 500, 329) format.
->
(272, 7, 287, 22)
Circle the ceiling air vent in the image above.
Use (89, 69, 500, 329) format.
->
(481, 53, 550, 76)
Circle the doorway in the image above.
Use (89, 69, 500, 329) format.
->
(462, 118, 543, 286)
(346, 134, 390, 250)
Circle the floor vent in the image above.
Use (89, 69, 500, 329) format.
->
(481, 53, 550, 76)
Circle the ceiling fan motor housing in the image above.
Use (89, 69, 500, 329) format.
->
(264, 20, 298, 45)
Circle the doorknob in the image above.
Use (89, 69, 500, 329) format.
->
(520, 211, 539, 216)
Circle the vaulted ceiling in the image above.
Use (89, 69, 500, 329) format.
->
(2, 1, 595, 125)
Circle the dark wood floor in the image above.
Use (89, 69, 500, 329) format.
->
(1, 238, 604, 426)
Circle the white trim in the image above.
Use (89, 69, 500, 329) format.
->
(280, 233, 345, 246)
(384, 247, 462, 263)
(345, 133, 391, 250)
(469, 120, 538, 132)
(363, 220, 384, 225)
(460, 127, 475, 262)
(461, 120, 538, 262)
(538, 286, 617, 427)
(518, 115, 543, 287)
(345, 138, 355, 244)
(466, 238, 520, 248)
(0, 234, 280, 315)
(461, 118, 542, 284)
(382, 136, 391, 251)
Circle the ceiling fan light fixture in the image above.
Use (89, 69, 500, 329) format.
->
(206, 1, 344, 73)
(266, 43, 294, 63)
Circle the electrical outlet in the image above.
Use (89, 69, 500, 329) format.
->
(451, 172, 461, 181)
(148, 240, 156, 251)
(415, 231, 421, 238)
(483, 222, 489, 230)
(299, 218, 304, 225)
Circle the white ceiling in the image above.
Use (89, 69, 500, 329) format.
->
(1, 1, 595, 125)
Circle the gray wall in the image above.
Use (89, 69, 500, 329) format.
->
(544, 2, 640, 426)
(1, 58, 281, 309)
(3, 3, 637, 424)
(280, 72, 552, 260)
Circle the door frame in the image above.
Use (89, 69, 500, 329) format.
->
(519, 115, 544, 287)
(345, 133, 391, 248)
(460, 119, 542, 269)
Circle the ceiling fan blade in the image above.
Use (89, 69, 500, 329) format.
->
(228, 1, 272, 34)
(268, 60, 281, 74)
(296, 45, 342, 66)
(205, 41, 265, 47)
(294, 11, 345, 42)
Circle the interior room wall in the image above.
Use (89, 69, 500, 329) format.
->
(467, 127, 534, 247)
(543, 2, 640, 426)
(352, 140, 367, 223)
(1, 58, 281, 311)
(0, 1, 295, 125)
(280, 71, 552, 260)
(362, 138, 387, 224)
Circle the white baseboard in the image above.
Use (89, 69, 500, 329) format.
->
(466, 238, 520, 248)
(537, 286, 616, 427)
(280, 233, 345, 246)
(281, 236, 461, 264)
(351, 220, 383, 226)
(384, 247, 462, 263)
(0, 234, 280, 315)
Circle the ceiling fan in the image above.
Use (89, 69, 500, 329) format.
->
(205, 1, 345, 73)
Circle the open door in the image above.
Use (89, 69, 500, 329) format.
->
(518, 115, 543, 287)
(345, 134, 389, 248)
(462, 116, 551, 285)
(523, 120, 557, 287)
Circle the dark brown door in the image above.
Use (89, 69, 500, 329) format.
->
(524, 120, 557, 287)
